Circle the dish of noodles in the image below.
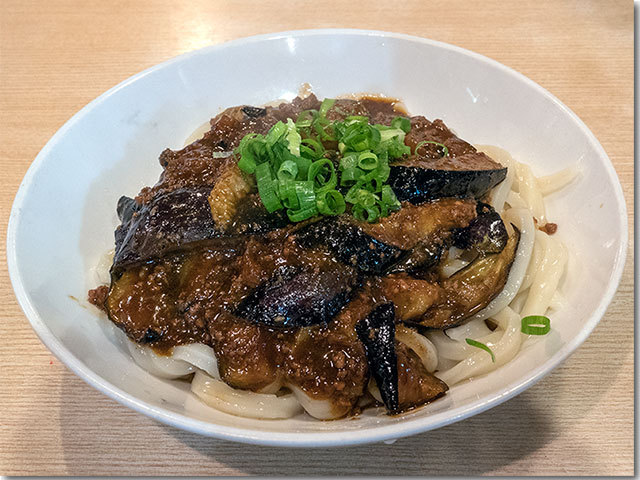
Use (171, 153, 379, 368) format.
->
(87, 93, 577, 420)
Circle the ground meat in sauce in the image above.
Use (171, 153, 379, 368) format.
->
(539, 222, 558, 235)
(91, 94, 516, 418)
(88, 285, 109, 312)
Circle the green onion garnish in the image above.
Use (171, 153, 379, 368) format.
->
(465, 338, 496, 362)
(415, 140, 449, 157)
(521, 315, 551, 335)
(317, 190, 346, 215)
(233, 98, 412, 223)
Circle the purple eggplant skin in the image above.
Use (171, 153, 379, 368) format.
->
(111, 188, 288, 275)
(355, 303, 399, 414)
(452, 203, 508, 254)
(112, 187, 220, 273)
(294, 218, 407, 275)
(116, 196, 140, 223)
(241, 105, 267, 118)
(234, 264, 362, 328)
(388, 166, 507, 204)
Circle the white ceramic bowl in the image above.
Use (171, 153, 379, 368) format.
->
(7, 29, 627, 447)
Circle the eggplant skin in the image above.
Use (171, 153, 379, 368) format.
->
(452, 203, 508, 254)
(112, 188, 287, 274)
(295, 218, 407, 275)
(388, 166, 507, 204)
(355, 303, 399, 414)
(116, 196, 140, 223)
(241, 105, 267, 118)
(419, 226, 521, 329)
(234, 264, 361, 328)
(112, 187, 220, 273)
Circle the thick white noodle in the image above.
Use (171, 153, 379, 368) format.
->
(288, 385, 342, 420)
(92, 249, 114, 285)
(436, 307, 522, 386)
(467, 208, 535, 322)
(444, 318, 493, 342)
(427, 329, 503, 361)
(475, 145, 516, 214)
(114, 324, 220, 379)
(439, 246, 471, 278)
(367, 379, 383, 403)
(520, 234, 568, 318)
(171, 343, 220, 379)
(515, 162, 546, 223)
(125, 339, 195, 379)
(537, 165, 580, 196)
(520, 230, 546, 291)
(396, 325, 439, 372)
(549, 290, 567, 311)
(506, 191, 528, 209)
(191, 371, 303, 419)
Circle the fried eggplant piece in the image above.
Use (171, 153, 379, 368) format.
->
(112, 187, 221, 273)
(359, 199, 477, 274)
(419, 227, 521, 329)
(452, 203, 508, 254)
(294, 218, 406, 275)
(396, 343, 448, 411)
(378, 275, 445, 322)
(295, 199, 477, 275)
(355, 303, 399, 414)
(234, 263, 361, 328)
(388, 157, 507, 204)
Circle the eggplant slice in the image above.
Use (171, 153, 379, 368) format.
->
(355, 303, 399, 413)
(389, 156, 507, 204)
(295, 199, 477, 275)
(418, 226, 521, 329)
(112, 187, 221, 273)
(452, 202, 508, 254)
(235, 263, 361, 328)
(294, 218, 406, 275)
(112, 188, 288, 274)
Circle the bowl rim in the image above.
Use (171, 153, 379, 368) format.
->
(6, 28, 629, 447)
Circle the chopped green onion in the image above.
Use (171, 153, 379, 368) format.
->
(353, 204, 380, 223)
(255, 163, 282, 212)
(300, 138, 324, 158)
(415, 140, 449, 157)
(339, 153, 359, 171)
(521, 315, 551, 335)
(277, 160, 298, 182)
(234, 99, 414, 223)
(391, 116, 411, 133)
(277, 180, 299, 210)
(265, 121, 287, 146)
(295, 180, 316, 209)
(285, 118, 301, 156)
(316, 190, 346, 215)
(357, 152, 379, 170)
(295, 109, 315, 128)
(295, 155, 312, 179)
(340, 167, 363, 186)
(381, 185, 401, 210)
(287, 206, 318, 222)
(465, 338, 495, 362)
(308, 159, 337, 192)
(378, 127, 405, 143)
(319, 98, 336, 118)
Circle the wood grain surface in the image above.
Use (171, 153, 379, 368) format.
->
(0, 0, 633, 476)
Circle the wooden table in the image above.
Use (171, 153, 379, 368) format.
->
(0, 0, 633, 475)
